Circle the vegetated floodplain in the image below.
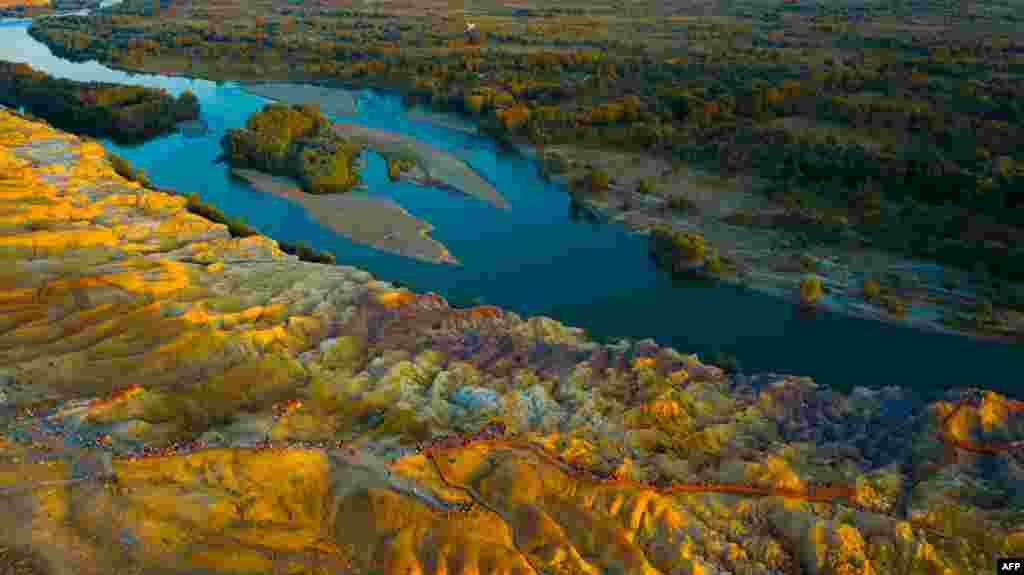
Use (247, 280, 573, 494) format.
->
(21, 0, 1024, 342)
(0, 60, 200, 143)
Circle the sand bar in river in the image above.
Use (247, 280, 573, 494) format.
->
(334, 123, 508, 210)
(231, 168, 457, 265)
(242, 82, 359, 117)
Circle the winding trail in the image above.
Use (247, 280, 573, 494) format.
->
(4, 391, 1023, 553)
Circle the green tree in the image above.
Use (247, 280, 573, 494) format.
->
(800, 275, 824, 307)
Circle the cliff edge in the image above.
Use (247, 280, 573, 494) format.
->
(0, 108, 1022, 575)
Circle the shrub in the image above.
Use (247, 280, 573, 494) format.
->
(108, 153, 151, 186)
(674, 232, 706, 263)
(881, 295, 906, 317)
(279, 239, 336, 264)
(666, 193, 697, 213)
(542, 150, 570, 174)
(226, 217, 259, 238)
(704, 253, 722, 275)
(723, 208, 755, 225)
(297, 141, 362, 194)
(799, 253, 818, 271)
(799, 274, 824, 307)
(185, 192, 229, 225)
(863, 278, 882, 299)
(587, 168, 610, 192)
(637, 176, 658, 194)
(386, 158, 416, 181)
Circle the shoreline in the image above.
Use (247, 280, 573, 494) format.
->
(11, 32, 1021, 345)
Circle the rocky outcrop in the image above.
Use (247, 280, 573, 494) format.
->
(0, 107, 1022, 574)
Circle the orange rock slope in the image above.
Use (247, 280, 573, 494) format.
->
(0, 107, 1023, 574)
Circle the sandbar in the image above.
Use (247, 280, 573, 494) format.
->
(242, 82, 359, 117)
(334, 123, 508, 210)
(231, 168, 457, 265)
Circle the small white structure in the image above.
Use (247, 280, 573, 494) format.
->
(466, 22, 477, 32)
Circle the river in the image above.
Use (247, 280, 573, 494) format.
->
(1, 18, 1019, 399)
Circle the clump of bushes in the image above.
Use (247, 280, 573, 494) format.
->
(799, 274, 824, 307)
(108, 153, 152, 187)
(637, 176, 658, 195)
(722, 208, 756, 225)
(386, 157, 416, 181)
(279, 240, 336, 264)
(649, 226, 709, 273)
(542, 150, 571, 175)
(704, 253, 722, 275)
(666, 193, 697, 214)
(221, 103, 362, 194)
(675, 232, 705, 263)
(880, 294, 906, 317)
(863, 277, 882, 299)
(799, 253, 818, 271)
(571, 167, 610, 194)
(184, 192, 259, 238)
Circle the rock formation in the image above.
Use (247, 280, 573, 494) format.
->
(0, 107, 1022, 574)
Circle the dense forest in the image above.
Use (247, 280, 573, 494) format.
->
(26, 0, 1024, 305)
(221, 103, 363, 194)
(0, 61, 199, 143)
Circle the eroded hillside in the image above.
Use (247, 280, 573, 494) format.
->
(0, 108, 1022, 574)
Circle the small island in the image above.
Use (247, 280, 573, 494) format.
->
(223, 104, 457, 264)
(221, 102, 362, 195)
(0, 61, 199, 144)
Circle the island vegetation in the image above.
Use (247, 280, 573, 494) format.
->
(220, 102, 363, 194)
(0, 61, 199, 143)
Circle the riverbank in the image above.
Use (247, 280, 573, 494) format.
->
(1, 107, 1022, 575)
(232, 71, 1024, 344)
(8, 33, 1020, 343)
(23, 0, 1024, 345)
(538, 143, 1024, 344)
